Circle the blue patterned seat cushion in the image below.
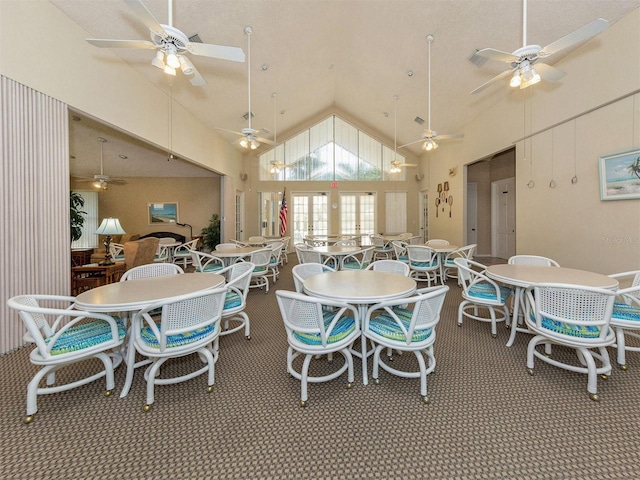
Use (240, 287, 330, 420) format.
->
(368, 307, 432, 343)
(223, 291, 242, 310)
(292, 311, 356, 345)
(140, 323, 216, 349)
(253, 265, 268, 273)
(196, 264, 223, 273)
(342, 261, 370, 270)
(45, 317, 126, 355)
(468, 283, 512, 302)
(410, 261, 436, 268)
(612, 302, 640, 322)
(397, 255, 409, 262)
(528, 311, 602, 338)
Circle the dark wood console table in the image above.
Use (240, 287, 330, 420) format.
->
(71, 262, 125, 296)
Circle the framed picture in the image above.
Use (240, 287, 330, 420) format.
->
(148, 202, 179, 224)
(599, 148, 640, 200)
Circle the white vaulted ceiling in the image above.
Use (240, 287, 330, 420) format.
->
(50, 0, 639, 178)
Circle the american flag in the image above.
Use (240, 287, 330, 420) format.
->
(279, 188, 288, 237)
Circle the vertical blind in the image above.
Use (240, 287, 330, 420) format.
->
(0, 76, 69, 355)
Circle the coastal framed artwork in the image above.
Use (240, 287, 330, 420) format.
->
(599, 148, 640, 200)
(148, 202, 179, 224)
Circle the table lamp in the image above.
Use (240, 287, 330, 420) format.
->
(95, 217, 125, 265)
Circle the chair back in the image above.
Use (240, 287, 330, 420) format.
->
(334, 238, 356, 246)
(426, 239, 449, 246)
(365, 259, 410, 276)
(221, 261, 254, 302)
(190, 250, 224, 273)
(276, 290, 359, 348)
(609, 270, 640, 302)
(109, 243, 125, 260)
(120, 263, 183, 281)
(406, 245, 439, 267)
(364, 285, 448, 346)
(342, 247, 374, 270)
(525, 283, 616, 344)
(7, 294, 124, 360)
(172, 239, 199, 267)
(297, 245, 323, 264)
(133, 288, 227, 353)
(248, 236, 266, 245)
(249, 248, 271, 269)
(124, 238, 159, 270)
(454, 258, 504, 305)
(370, 235, 386, 248)
(292, 263, 335, 293)
(391, 240, 408, 262)
(508, 255, 560, 267)
(159, 237, 176, 245)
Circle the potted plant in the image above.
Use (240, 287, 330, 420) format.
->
(201, 213, 221, 252)
(70, 191, 86, 243)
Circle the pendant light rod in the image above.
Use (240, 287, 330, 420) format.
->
(98, 136, 106, 175)
(522, 0, 528, 48)
(427, 34, 433, 131)
(244, 26, 253, 131)
(393, 95, 398, 156)
(272, 92, 278, 144)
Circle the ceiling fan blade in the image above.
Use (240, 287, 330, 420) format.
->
(214, 127, 244, 136)
(436, 133, 464, 141)
(86, 39, 157, 49)
(255, 137, 275, 145)
(124, 0, 168, 38)
(474, 48, 520, 64)
(470, 68, 515, 94)
(186, 42, 245, 62)
(534, 63, 566, 83)
(539, 18, 608, 58)
(187, 64, 207, 86)
(109, 179, 127, 185)
(398, 138, 427, 149)
(400, 163, 418, 168)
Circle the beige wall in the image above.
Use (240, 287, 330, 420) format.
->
(424, 8, 640, 274)
(71, 177, 221, 241)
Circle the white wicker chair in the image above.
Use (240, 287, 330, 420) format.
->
(426, 239, 449, 246)
(341, 247, 374, 270)
(406, 245, 440, 286)
(120, 263, 184, 281)
(292, 263, 335, 293)
(219, 261, 255, 340)
(454, 258, 512, 338)
(295, 244, 336, 268)
(267, 241, 284, 282)
(508, 255, 560, 266)
(248, 248, 272, 292)
(154, 244, 170, 263)
(125, 287, 227, 411)
(7, 294, 126, 423)
(276, 290, 360, 407)
(216, 243, 239, 250)
(190, 250, 225, 273)
(363, 285, 449, 403)
(391, 240, 409, 264)
(365, 259, 411, 276)
(525, 283, 616, 401)
(608, 270, 640, 371)
(172, 239, 200, 268)
(442, 244, 477, 282)
(371, 234, 393, 260)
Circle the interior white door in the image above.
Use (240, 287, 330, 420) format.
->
(467, 182, 477, 246)
(292, 192, 329, 244)
(492, 177, 515, 259)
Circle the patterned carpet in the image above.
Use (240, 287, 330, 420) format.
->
(1, 257, 639, 479)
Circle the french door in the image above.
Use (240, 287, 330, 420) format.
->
(339, 192, 376, 238)
(292, 192, 329, 244)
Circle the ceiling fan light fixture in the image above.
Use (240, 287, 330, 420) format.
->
(239, 137, 249, 149)
(178, 55, 195, 75)
(423, 138, 438, 151)
(151, 50, 165, 69)
(250, 139, 259, 150)
(509, 70, 522, 87)
(165, 46, 180, 69)
(520, 68, 541, 89)
(163, 64, 176, 76)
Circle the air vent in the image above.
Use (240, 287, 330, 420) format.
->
(414, 116, 424, 125)
(243, 112, 254, 121)
(188, 34, 203, 43)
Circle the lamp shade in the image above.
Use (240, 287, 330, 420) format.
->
(95, 218, 126, 236)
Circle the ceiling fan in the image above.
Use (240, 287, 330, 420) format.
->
(389, 96, 416, 173)
(85, 0, 245, 87)
(73, 137, 127, 190)
(399, 35, 463, 152)
(215, 26, 274, 150)
(470, 0, 608, 94)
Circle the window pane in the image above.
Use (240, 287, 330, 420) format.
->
(259, 192, 279, 237)
(360, 194, 376, 235)
(310, 117, 334, 180)
(285, 130, 309, 180)
(358, 131, 382, 181)
(340, 194, 356, 235)
(71, 190, 98, 249)
(334, 117, 359, 181)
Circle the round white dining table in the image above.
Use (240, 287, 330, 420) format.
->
(486, 264, 619, 347)
(213, 246, 264, 265)
(303, 270, 417, 385)
(312, 245, 361, 269)
(75, 272, 225, 397)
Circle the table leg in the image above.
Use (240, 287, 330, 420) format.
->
(506, 286, 529, 347)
